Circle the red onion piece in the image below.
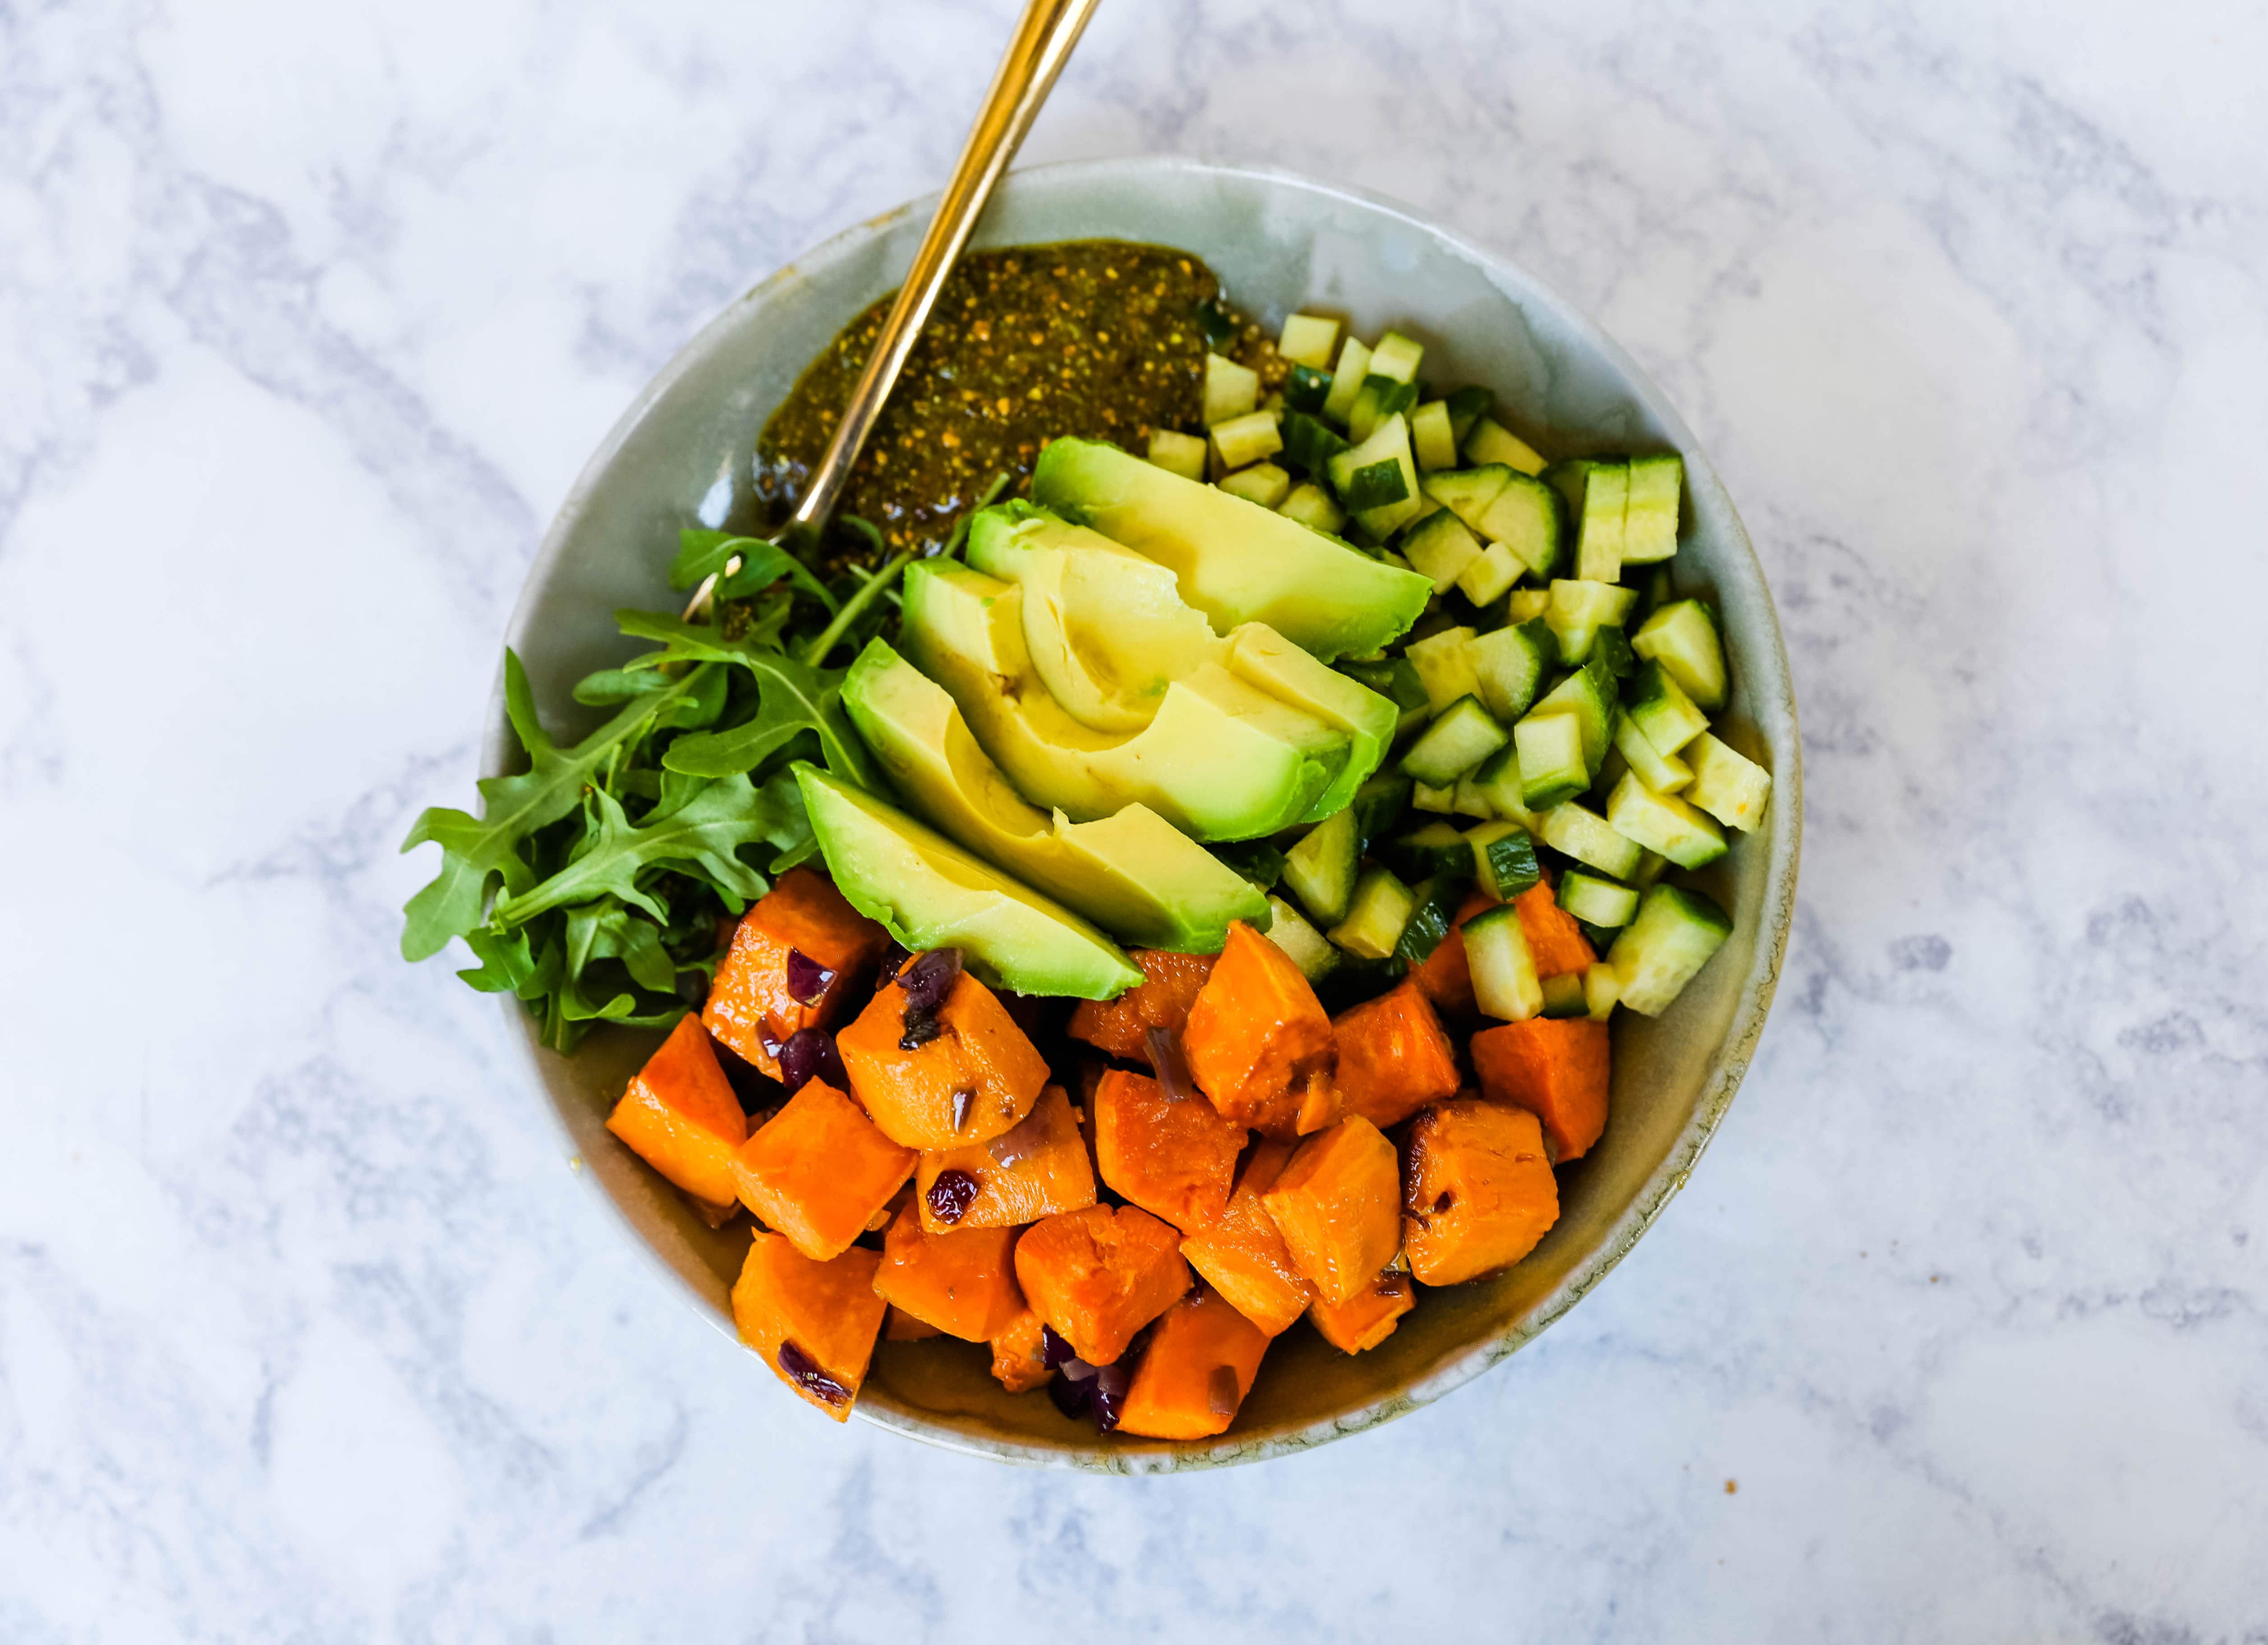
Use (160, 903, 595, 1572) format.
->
(898, 947, 963, 1015)
(1039, 1324, 1078, 1369)
(1047, 1373, 1092, 1420)
(777, 1027, 846, 1094)
(777, 1339, 850, 1406)
(1206, 1364, 1241, 1419)
(986, 1104, 1050, 1168)
(1090, 1362, 1131, 1431)
(949, 1085, 974, 1133)
(1146, 1025, 1199, 1103)
(1060, 1356, 1098, 1382)
(784, 948, 836, 1006)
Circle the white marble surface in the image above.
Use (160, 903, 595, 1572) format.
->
(4, 0, 2265, 1636)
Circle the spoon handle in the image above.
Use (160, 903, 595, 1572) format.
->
(789, 0, 1104, 539)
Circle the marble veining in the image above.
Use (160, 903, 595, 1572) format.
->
(2, 0, 2264, 1638)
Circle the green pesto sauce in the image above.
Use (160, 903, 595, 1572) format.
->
(755, 240, 1269, 571)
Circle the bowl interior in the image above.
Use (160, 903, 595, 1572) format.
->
(491, 156, 1800, 1471)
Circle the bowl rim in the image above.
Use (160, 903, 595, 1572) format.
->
(484, 153, 1802, 1472)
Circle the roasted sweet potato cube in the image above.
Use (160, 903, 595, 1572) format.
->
(1471, 1016, 1611, 1161)
(885, 1306, 941, 1341)
(1093, 1068, 1247, 1232)
(838, 965, 1050, 1150)
(1178, 1140, 1314, 1337)
(1410, 888, 1497, 1019)
(702, 867, 888, 1078)
(916, 1084, 1097, 1233)
(1259, 1115, 1402, 1307)
(1331, 979, 1462, 1130)
(1067, 949, 1216, 1064)
(1013, 1204, 1190, 1366)
(990, 1307, 1055, 1394)
(1403, 1099, 1560, 1286)
(1514, 875, 1596, 979)
(1309, 1266, 1415, 1354)
(1115, 1284, 1272, 1440)
(872, 1202, 1025, 1342)
(731, 1231, 887, 1421)
(604, 1014, 748, 1208)
(727, 1078, 916, 1259)
(1182, 920, 1339, 1139)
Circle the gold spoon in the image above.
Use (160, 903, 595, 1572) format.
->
(684, 0, 1104, 626)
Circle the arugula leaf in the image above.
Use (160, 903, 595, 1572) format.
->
(670, 529, 837, 612)
(615, 609, 876, 789)
(490, 770, 807, 928)
(397, 653, 713, 960)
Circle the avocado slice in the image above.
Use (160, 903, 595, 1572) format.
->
(793, 763, 1145, 1000)
(898, 559, 1347, 842)
(841, 639, 1269, 953)
(1031, 437, 1432, 662)
(966, 501, 1397, 821)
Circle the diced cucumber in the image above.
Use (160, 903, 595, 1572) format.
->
(1622, 452, 1682, 565)
(1283, 365, 1333, 414)
(1631, 599, 1727, 710)
(1583, 962, 1622, 1020)
(1549, 579, 1639, 630)
(1625, 658, 1709, 755)
(1405, 626, 1482, 712)
(1393, 874, 1464, 965)
(1612, 713, 1693, 793)
(1574, 460, 1628, 583)
(1423, 465, 1514, 533)
(1477, 472, 1566, 579)
(1465, 820, 1541, 901)
(1402, 695, 1508, 785)
(1204, 352, 1260, 425)
(1452, 769, 1494, 820)
(1320, 336, 1372, 426)
(1340, 654, 1429, 721)
(1411, 780, 1458, 816)
(1541, 458, 1596, 521)
(1591, 744, 1629, 802)
(1279, 313, 1341, 370)
(1351, 771, 1412, 848)
(1148, 428, 1207, 481)
(1468, 744, 1538, 828)
(1455, 543, 1524, 606)
(1410, 400, 1460, 471)
(1537, 971, 1588, 1019)
(1591, 625, 1636, 682)
(1330, 866, 1415, 960)
(1348, 374, 1420, 444)
(1630, 850, 1669, 889)
(1558, 870, 1638, 928)
(1684, 732, 1772, 830)
(1277, 479, 1346, 535)
(1326, 414, 1423, 538)
(1468, 618, 1553, 722)
(1463, 904, 1542, 1021)
(1505, 588, 1551, 623)
(1282, 410, 1351, 476)
(1368, 331, 1424, 384)
(1400, 510, 1484, 593)
(1609, 884, 1732, 1015)
(1605, 771, 1728, 869)
(1513, 712, 1588, 809)
(1527, 660, 1616, 774)
(1444, 386, 1492, 444)
(1387, 820, 1475, 881)
(1282, 806, 1360, 925)
(1340, 458, 1411, 511)
(1263, 894, 1340, 983)
(1536, 800, 1645, 879)
(1211, 409, 1284, 471)
(1462, 417, 1546, 475)
(1219, 461, 1291, 509)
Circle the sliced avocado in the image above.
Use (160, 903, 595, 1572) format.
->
(841, 639, 1268, 952)
(1030, 437, 1431, 662)
(793, 763, 1144, 1000)
(964, 501, 1222, 733)
(898, 560, 1347, 842)
(1219, 624, 1397, 822)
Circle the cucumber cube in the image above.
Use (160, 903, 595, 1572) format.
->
(1527, 660, 1616, 773)
(1393, 874, 1466, 965)
(1411, 400, 1460, 471)
(1444, 386, 1493, 443)
(1464, 820, 1542, 901)
(1423, 465, 1514, 533)
(1329, 866, 1415, 960)
(1411, 780, 1458, 815)
(1632, 599, 1727, 710)
(1612, 713, 1693, 793)
(1462, 416, 1547, 475)
(1684, 732, 1772, 830)
(1282, 805, 1360, 925)
(1205, 352, 1260, 425)
(1452, 770, 1495, 820)
(1218, 461, 1292, 510)
(1328, 413, 1423, 538)
(1477, 472, 1566, 579)
(1468, 744, 1539, 829)
(1605, 772, 1728, 869)
(1539, 971, 1589, 1018)
(1557, 870, 1639, 928)
(1368, 330, 1425, 384)
(1263, 894, 1341, 984)
(1278, 312, 1341, 371)
(1575, 461, 1628, 583)
(1400, 510, 1484, 593)
(1277, 480, 1346, 535)
(1210, 409, 1284, 471)
(1321, 336, 1372, 426)
(1513, 712, 1588, 809)
(1622, 453, 1682, 565)
(1402, 695, 1508, 786)
(1147, 428, 1207, 481)
(1463, 904, 1542, 1022)
(1406, 627, 1482, 712)
(1468, 620, 1553, 722)
(1583, 962, 1622, 1021)
(1626, 659, 1709, 755)
(1455, 542, 1524, 606)
(1536, 800, 1646, 879)
(1609, 884, 1732, 1015)
(1505, 588, 1551, 623)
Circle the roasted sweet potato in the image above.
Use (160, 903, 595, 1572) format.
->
(1331, 980, 1462, 1130)
(1402, 1099, 1560, 1286)
(1067, 948, 1217, 1065)
(605, 1014, 748, 1208)
(727, 1078, 916, 1259)
(1308, 1266, 1415, 1354)
(872, 1202, 1025, 1342)
(885, 1306, 941, 1342)
(1178, 1140, 1314, 1337)
(990, 1307, 1055, 1394)
(703, 867, 888, 1078)
(839, 964, 1050, 1150)
(1410, 888, 1497, 1019)
(731, 1231, 887, 1421)
(1093, 1068, 1247, 1232)
(916, 1084, 1097, 1233)
(1513, 875, 1596, 979)
(1182, 920, 1339, 1139)
(1013, 1204, 1190, 1366)
(1259, 1115, 1402, 1307)
(1471, 1016, 1611, 1161)
(1115, 1284, 1271, 1440)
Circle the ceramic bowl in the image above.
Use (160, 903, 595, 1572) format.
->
(490, 156, 1801, 1471)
